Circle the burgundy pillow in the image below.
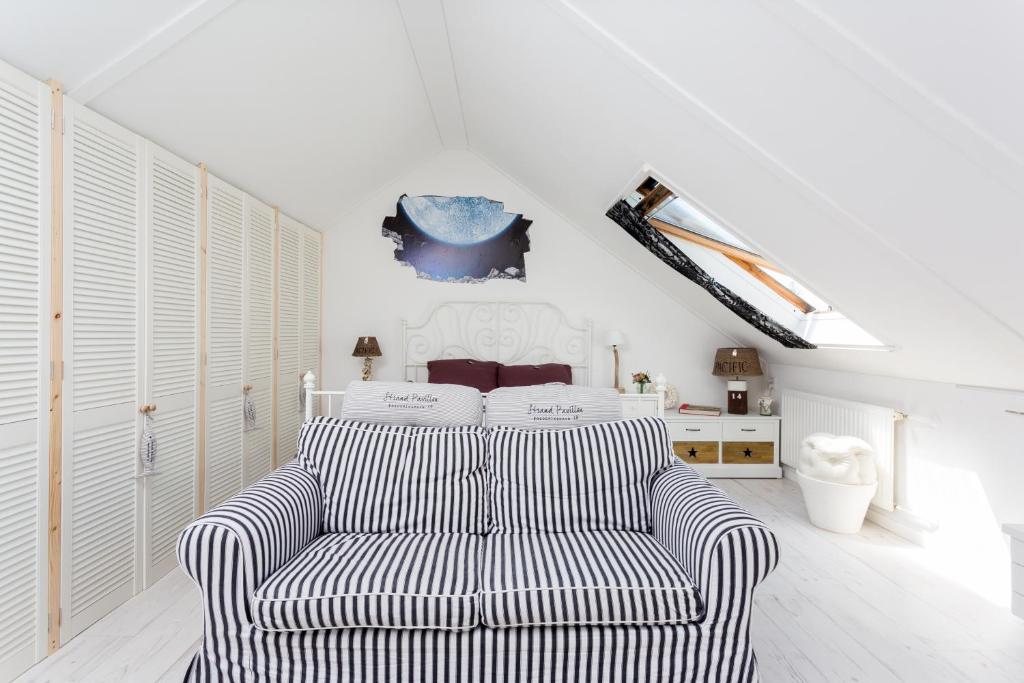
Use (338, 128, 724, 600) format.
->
(498, 363, 573, 387)
(427, 359, 500, 393)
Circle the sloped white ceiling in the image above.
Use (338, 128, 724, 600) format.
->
(0, 0, 200, 90)
(0, 0, 442, 228)
(804, 0, 1024, 161)
(0, 0, 1020, 388)
(439, 0, 1024, 389)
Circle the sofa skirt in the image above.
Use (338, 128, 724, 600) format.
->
(186, 620, 759, 683)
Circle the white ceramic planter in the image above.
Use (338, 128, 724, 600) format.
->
(796, 470, 878, 534)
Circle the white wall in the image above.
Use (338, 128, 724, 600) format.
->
(774, 363, 1024, 605)
(322, 149, 749, 404)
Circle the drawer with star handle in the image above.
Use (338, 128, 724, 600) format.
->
(667, 422, 721, 464)
(722, 441, 775, 464)
(723, 422, 777, 464)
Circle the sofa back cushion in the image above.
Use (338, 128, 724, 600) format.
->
(488, 416, 673, 533)
(298, 417, 488, 533)
(339, 380, 483, 427)
(484, 385, 622, 429)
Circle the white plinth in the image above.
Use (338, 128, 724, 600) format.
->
(797, 470, 877, 534)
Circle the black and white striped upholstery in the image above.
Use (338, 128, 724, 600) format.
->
(177, 462, 322, 682)
(253, 532, 481, 631)
(480, 530, 702, 627)
(488, 417, 674, 532)
(181, 442, 779, 682)
(297, 417, 488, 533)
(650, 463, 781, 609)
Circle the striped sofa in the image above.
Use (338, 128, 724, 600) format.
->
(179, 417, 779, 682)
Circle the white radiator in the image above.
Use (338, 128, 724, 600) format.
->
(781, 389, 902, 511)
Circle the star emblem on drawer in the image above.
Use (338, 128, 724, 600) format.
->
(743, 448, 753, 458)
(687, 447, 698, 458)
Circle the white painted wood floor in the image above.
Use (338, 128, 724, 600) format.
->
(17, 476, 1024, 682)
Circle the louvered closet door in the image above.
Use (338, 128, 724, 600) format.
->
(242, 196, 274, 486)
(61, 101, 143, 643)
(205, 176, 244, 508)
(141, 144, 198, 586)
(276, 216, 301, 463)
(0, 64, 50, 681)
(300, 226, 322, 416)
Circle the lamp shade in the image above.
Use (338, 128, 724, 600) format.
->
(605, 330, 625, 347)
(712, 347, 762, 378)
(352, 336, 382, 358)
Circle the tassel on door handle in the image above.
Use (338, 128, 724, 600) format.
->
(137, 404, 159, 478)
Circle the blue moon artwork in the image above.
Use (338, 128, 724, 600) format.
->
(382, 195, 532, 282)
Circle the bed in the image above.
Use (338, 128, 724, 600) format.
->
(306, 301, 665, 419)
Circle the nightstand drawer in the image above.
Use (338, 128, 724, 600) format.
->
(723, 422, 777, 442)
(668, 421, 722, 441)
(722, 441, 775, 464)
(673, 441, 719, 464)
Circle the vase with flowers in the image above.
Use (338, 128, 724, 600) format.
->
(632, 371, 651, 394)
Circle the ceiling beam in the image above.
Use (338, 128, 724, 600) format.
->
(69, 0, 238, 103)
(397, 0, 469, 149)
(649, 217, 781, 272)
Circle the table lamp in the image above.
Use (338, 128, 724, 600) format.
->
(712, 347, 762, 415)
(352, 336, 382, 381)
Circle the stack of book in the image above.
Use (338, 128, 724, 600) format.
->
(677, 404, 722, 416)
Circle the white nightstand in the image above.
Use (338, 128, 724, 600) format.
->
(664, 414, 782, 478)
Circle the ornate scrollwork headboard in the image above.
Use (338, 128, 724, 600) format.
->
(402, 302, 592, 385)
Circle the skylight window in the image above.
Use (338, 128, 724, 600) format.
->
(618, 178, 887, 349)
(653, 195, 755, 253)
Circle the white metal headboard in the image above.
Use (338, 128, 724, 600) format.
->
(402, 302, 593, 385)
(303, 301, 663, 420)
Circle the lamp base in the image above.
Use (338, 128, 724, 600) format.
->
(361, 357, 374, 381)
(727, 380, 748, 415)
(612, 346, 622, 394)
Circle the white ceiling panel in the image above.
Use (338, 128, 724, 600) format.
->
(803, 0, 1024, 162)
(86, 0, 440, 228)
(0, 0, 200, 89)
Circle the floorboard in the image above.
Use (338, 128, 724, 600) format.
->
(16, 476, 1024, 682)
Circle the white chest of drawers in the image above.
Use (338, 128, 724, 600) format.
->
(664, 415, 782, 478)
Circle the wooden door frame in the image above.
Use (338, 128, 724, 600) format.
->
(45, 79, 63, 656)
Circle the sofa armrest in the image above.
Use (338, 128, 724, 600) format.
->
(178, 461, 322, 601)
(650, 463, 780, 619)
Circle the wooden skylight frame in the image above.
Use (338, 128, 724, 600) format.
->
(640, 184, 816, 315)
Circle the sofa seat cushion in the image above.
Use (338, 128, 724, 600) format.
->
(253, 532, 481, 632)
(480, 530, 702, 628)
